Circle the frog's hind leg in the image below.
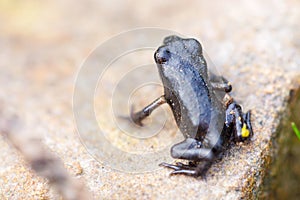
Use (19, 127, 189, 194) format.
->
(159, 138, 217, 177)
(170, 138, 214, 161)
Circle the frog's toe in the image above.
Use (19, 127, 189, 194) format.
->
(159, 162, 182, 170)
(131, 116, 144, 126)
(169, 169, 198, 176)
(159, 162, 196, 171)
(159, 162, 197, 176)
(175, 162, 196, 168)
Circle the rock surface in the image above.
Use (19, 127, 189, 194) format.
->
(0, 0, 300, 199)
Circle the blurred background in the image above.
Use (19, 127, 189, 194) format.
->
(0, 0, 299, 199)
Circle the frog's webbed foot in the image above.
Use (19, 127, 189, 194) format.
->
(130, 106, 145, 126)
(159, 161, 212, 177)
(130, 95, 166, 126)
(117, 107, 144, 126)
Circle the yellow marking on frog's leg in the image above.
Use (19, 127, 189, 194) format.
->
(241, 123, 250, 138)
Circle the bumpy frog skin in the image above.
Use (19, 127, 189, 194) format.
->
(131, 35, 253, 177)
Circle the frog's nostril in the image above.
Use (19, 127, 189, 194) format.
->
(155, 48, 171, 64)
(154, 53, 165, 64)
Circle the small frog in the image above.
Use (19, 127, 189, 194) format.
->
(130, 35, 253, 177)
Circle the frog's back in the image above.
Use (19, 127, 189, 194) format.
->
(160, 58, 212, 140)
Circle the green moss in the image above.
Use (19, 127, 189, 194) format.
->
(291, 122, 300, 141)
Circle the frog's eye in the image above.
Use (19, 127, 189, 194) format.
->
(154, 48, 171, 64)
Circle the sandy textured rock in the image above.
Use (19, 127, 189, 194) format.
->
(0, 0, 300, 199)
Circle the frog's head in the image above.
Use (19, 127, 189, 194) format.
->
(162, 35, 203, 58)
(154, 35, 208, 80)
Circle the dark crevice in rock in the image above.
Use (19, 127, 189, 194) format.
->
(258, 79, 300, 199)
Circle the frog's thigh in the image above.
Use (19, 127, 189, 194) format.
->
(170, 138, 214, 161)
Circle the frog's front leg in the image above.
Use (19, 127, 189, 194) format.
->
(130, 95, 166, 126)
(209, 73, 232, 93)
(159, 138, 217, 176)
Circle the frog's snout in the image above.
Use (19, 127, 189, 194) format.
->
(154, 47, 171, 64)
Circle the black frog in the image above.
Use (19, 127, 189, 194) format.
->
(130, 35, 253, 177)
